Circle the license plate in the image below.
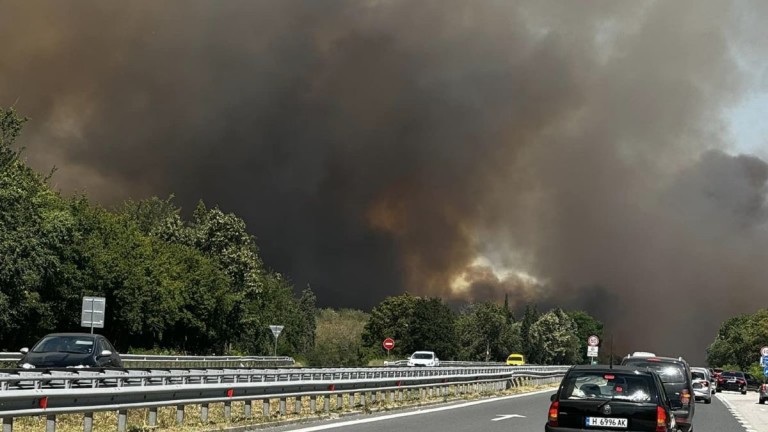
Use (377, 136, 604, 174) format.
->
(586, 417, 628, 428)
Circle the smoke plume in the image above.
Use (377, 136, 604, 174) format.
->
(2, 0, 767, 362)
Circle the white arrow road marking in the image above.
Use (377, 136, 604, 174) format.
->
(492, 414, 526, 421)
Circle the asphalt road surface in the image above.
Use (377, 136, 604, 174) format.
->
(269, 388, 752, 432)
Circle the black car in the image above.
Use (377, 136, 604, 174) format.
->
(545, 365, 676, 431)
(18, 333, 123, 368)
(717, 371, 752, 394)
(621, 355, 694, 432)
(745, 373, 761, 392)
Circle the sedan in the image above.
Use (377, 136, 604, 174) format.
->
(18, 333, 123, 368)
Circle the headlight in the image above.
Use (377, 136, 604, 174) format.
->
(21, 363, 35, 369)
(407, 361, 414, 366)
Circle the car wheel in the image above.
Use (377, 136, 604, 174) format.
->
(741, 389, 747, 395)
(759, 398, 765, 404)
(716, 388, 721, 393)
(705, 397, 711, 404)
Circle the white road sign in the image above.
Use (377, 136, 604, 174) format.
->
(81, 296, 106, 332)
(269, 325, 284, 338)
(587, 346, 599, 358)
(761, 346, 768, 357)
(588, 335, 600, 347)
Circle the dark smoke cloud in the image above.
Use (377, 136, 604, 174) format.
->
(2, 0, 767, 363)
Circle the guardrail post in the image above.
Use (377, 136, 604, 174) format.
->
(294, 397, 301, 414)
(324, 396, 330, 413)
(2, 417, 12, 432)
(310, 395, 317, 413)
(46, 415, 55, 432)
(176, 405, 185, 424)
(279, 397, 286, 416)
(262, 399, 270, 417)
(336, 394, 343, 410)
(224, 401, 232, 422)
(201, 403, 209, 423)
(117, 410, 127, 432)
(149, 407, 158, 426)
(83, 412, 94, 432)
(245, 400, 253, 419)
(388, 390, 394, 403)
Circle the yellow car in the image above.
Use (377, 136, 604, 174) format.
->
(506, 353, 526, 366)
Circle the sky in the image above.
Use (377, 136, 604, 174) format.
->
(2, 0, 768, 364)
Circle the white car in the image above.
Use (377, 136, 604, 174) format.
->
(407, 351, 439, 367)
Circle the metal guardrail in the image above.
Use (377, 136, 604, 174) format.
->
(0, 365, 569, 431)
(384, 360, 519, 367)
(0, 352, 295, 368)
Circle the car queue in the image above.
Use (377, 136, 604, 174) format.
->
(545, 351, 767, 432)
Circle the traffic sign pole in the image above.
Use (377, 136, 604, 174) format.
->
(382, 338, 395, 358)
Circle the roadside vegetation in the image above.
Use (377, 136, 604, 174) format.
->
(707, 308, 768, 376)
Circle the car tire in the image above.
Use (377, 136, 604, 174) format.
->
(705, 397, 711, 404)
(741, 389, 747, 395)
(716, 388, 721, 393)
(759, 398, 765, 404)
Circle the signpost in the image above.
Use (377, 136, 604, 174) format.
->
(761, 346, 768, 357)
(269, 325, 284, 357)
(382, 338, 395, 351)
(587, 335, 600, 364)
(81, 296, 106, 333)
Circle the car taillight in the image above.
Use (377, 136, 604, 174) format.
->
(656, 406, 667, 432)
(548, 400, 559, 426)
(681, 389, 691, 405)
(762, 384, 768, 392)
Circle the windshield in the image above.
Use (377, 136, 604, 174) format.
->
(32, 336, 95, 354)
(560, 372, 657, 403)
(692, 371, 706, 380)
(411, 353, 434, 360)
(722, 371, 743, 378)
(508, 355, 523, 361)
(623, 360, 686, 384)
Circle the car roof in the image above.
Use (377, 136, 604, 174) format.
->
(41, 333, 99, 338)
(569, 365, 656, 376)
(623, 355, 688, 365)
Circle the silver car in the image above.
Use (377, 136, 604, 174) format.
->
(692, 367, 716, 395)
(691, 369, 712, 404)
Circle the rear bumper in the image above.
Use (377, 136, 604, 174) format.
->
(545, 426, 672, 432)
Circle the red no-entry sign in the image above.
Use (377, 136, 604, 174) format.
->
(383, 338, 395, 351)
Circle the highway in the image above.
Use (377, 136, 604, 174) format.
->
(271, 388, 755, 432)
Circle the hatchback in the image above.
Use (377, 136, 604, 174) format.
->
(545, 365, 676, 431)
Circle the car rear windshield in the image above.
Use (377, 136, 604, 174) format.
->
(560, 371, 658, 403)
(32, 336, 95, 354)
(508, 355, 523, 361)
(623, 360, 687, 384)
(692, 371, 706, 380)
(721, 371, 744, 378)
(412, 353, 433, 359)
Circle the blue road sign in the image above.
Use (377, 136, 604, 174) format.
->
(762, 356, 768, 367)
(764, 366, 768, 377)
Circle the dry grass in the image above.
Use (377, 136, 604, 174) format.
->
(10, 383, 555, 431)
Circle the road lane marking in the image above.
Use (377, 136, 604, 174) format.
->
(282, 388, 555, 431)
(492, 414, 526, 421)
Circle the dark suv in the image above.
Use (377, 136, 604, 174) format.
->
(621, 355, 694, 432)
(546, 365, 676, 431)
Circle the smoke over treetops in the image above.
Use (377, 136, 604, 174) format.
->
(2, 0, 768, 362)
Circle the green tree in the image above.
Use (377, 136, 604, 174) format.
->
(529, 308, 580, 365)
(520, 304, 539, 361)
(362, 294, 419, 358)
(455, 302, 521, 361)
(567, 310, 604, 364)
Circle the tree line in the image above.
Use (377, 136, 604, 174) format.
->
(1, 107, 604, 366)
(308, 294, 604, 366)
(707, 308, 768, 377)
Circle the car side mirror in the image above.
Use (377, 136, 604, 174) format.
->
(20, 348, 29, 354)
(550, 393, 557, 402)
(99, 350, 112, 357)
